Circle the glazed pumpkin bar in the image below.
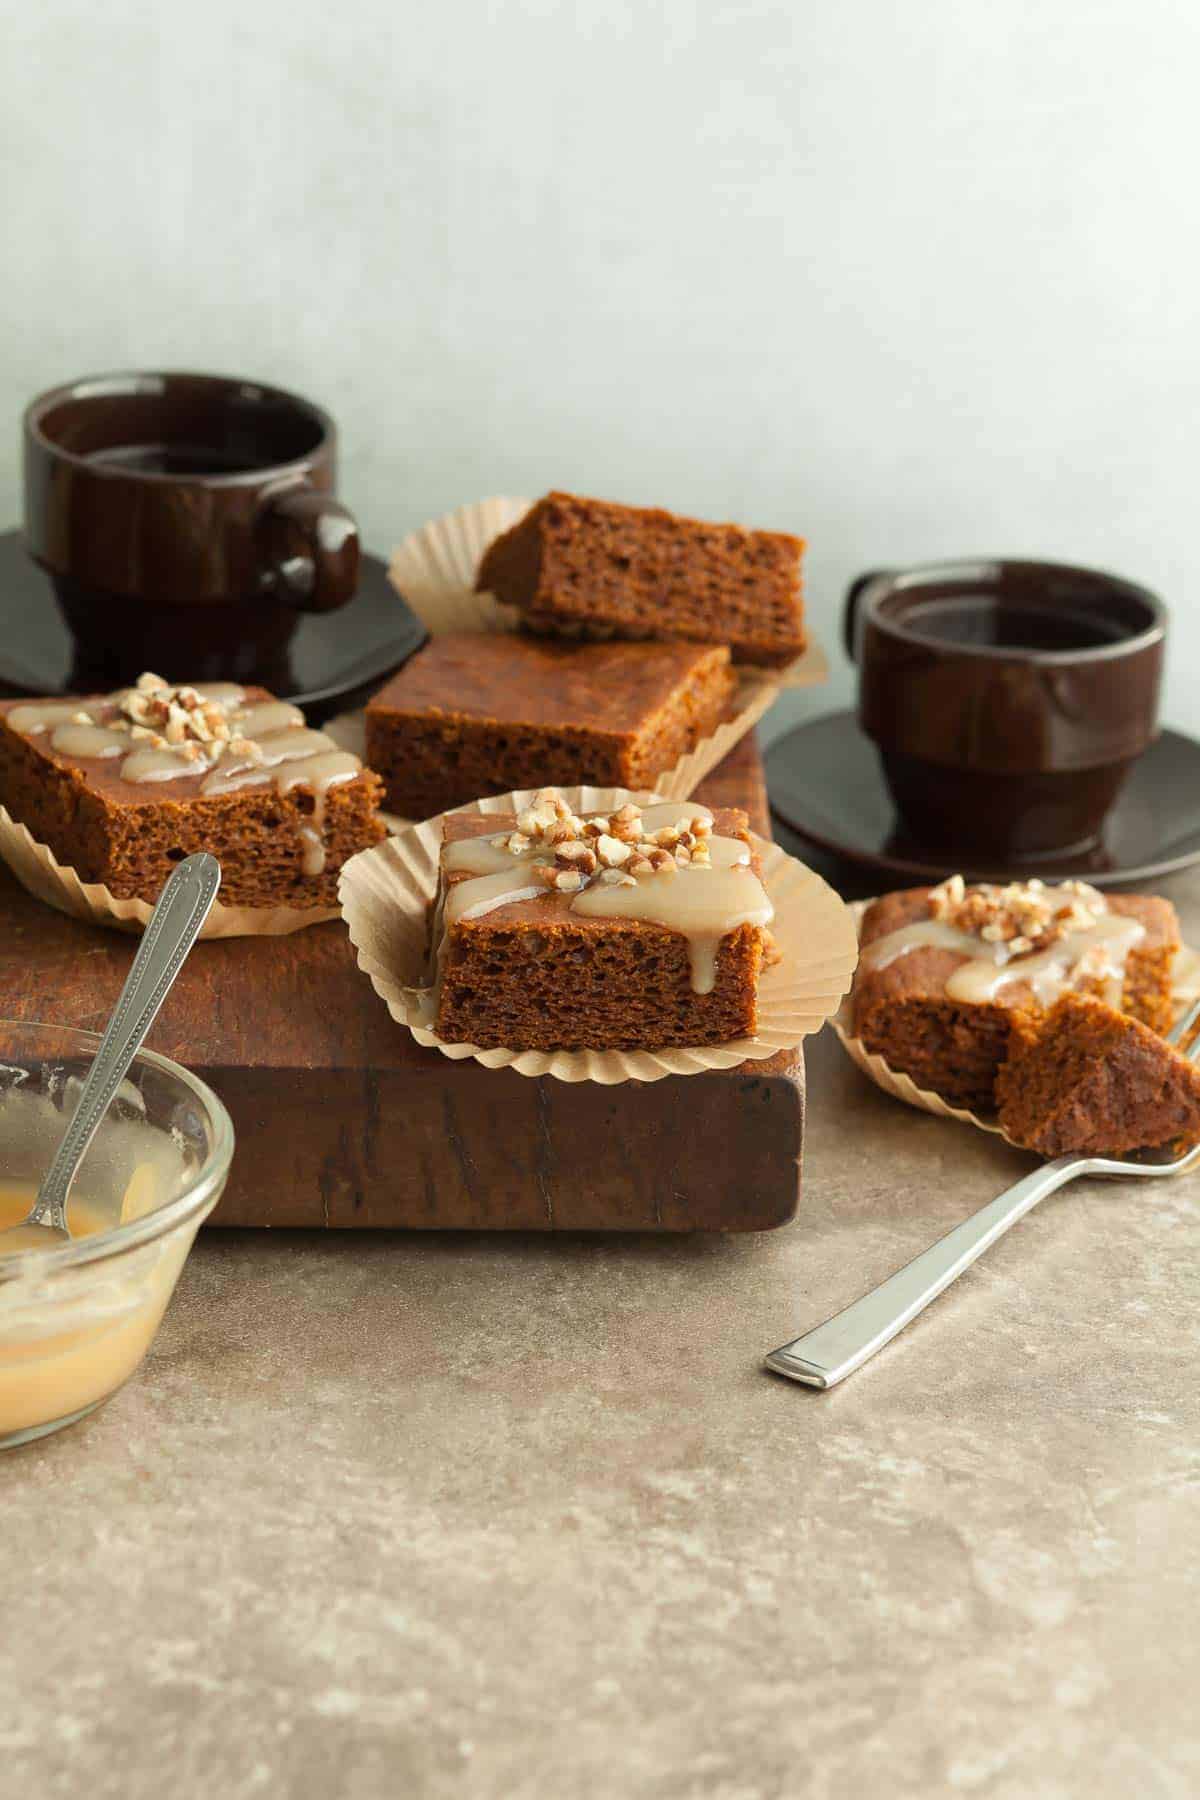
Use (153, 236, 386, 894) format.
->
(0, 673, 385, 907)
(431, 789, 774, 1051)
(997, 993, 1200, 1157)
(476, 492, 806, 666)
(365, 632, 735, 819)
(852, 876, 1179, 1112)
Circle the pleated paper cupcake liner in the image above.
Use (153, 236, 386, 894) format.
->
(338, 784, 859, 1085)
(831, 898, 1200, 1143)
(0, 805, 340, 938)
(387, 497, 828, 802)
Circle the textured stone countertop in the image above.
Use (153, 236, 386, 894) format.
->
(4, 864, 1198, 1800)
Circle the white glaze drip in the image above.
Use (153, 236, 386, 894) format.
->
(272, 752, 361, 797)
(235, 701, 306, 738)
(48, 723, 125, 759)
(858, 920, 987, 971)
(298, 825, 326, 876)
(190, 682, 246, 708)
(8, 702, 89, 734)
(637, 802, 715, 832)
(446, 870, 555, 923)
(199, 729, 339, 794)
(707, 837, 752, 870)
(443, 837, 554, 877)
(119, 745, 202, 783)
(571, 860, 773, 994)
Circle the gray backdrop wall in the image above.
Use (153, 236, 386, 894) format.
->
(4, 0, 1197, 739)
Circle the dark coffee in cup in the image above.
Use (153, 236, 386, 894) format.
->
(843, 560, 1166, 858)
(23, 372, 361, 688)
(893, 595, 1128, 653)
(84, 443, 282, 476)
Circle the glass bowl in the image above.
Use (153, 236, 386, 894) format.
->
(0, 1021, 234, 1448)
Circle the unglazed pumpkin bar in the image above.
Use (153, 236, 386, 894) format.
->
(0, 673, 385, 907)
(430, 789, 774, 1051)
(364, 632, 734, 819)
(852, 876, 1179, 1112)
(476, 492, 806, 666)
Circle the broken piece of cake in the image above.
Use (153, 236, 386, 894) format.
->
(364, 632, 735, 820)
(852, 875, 1180, 1112)
(476, 491, 806, 667)
(0, 673, 385, 908)
(430, 789, 775, 1051)
(997, 993, 1200, 1157)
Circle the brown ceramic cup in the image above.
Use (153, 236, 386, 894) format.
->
(843, 559, 1166, 858)
(23, 371, 360, 687)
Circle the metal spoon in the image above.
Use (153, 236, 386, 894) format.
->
(2, 853, 221, 1252)
(766, 994, 1200, 1389)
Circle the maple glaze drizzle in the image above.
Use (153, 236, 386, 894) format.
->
(441, 800, 772, 995)
(859, 887, 1146, 1009)
(9, 701, 93, 735)
(8, 681, 367, 882)
(48, 723, 125, 759)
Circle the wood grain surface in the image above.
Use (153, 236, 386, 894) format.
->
(0, 732, 805, 1230)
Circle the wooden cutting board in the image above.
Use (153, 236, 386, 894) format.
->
(0, 732, 804, 1231)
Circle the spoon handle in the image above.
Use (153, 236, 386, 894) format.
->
(763, 1156, 1083, 1389)
(30, 854, 221, 1231)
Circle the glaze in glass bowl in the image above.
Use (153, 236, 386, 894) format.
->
(0, 1021, 234, 1448)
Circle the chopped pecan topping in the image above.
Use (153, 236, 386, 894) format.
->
(555, 841, 598, 874)
(482, 789, 719, 895)
(118, 674, 236, 755)
(928, 874, 1106, 959)
(595, 834, 632, 868)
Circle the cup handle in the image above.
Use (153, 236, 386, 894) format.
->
(259, 487, 360, 614)
(843, 569, 891, 662)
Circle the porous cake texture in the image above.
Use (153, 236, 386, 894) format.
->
(432, 792, 773, 1052)
(365, 632, 734, 820)
(0, 676, 385, 908)
(476, 492, 806, 667)
(997, 994, 1200, 1156)
(853, 877, 1179, 1113)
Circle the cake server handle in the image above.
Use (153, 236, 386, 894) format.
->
(764, 1156, 1083, 1389)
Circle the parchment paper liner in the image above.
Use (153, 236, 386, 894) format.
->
(388, 498, 827, 801)
(338, 784, 859, 1084)
(832, 898, 1200, 1145)
(0, 804, 339, 938)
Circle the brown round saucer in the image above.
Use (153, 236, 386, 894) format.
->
(0, 529, 426, 723)
(766, 710, 1200, 889)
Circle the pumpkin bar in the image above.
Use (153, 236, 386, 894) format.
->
(431, 789, 774, 1051)
(476, 492, 806, 666)
(997, 993, 1200, 1157)
(852, 876, 1180, 1112)
(364, 632, 735, 820)
(0, 673, 385, 908)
